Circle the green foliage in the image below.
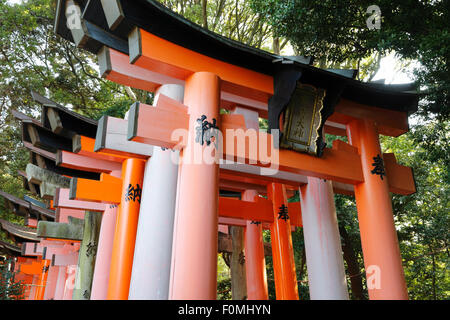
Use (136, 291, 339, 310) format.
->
(159, 0, 275, 50)
(0, 0, 447, 301)
(249, 0, 449, 119)
(217, 253, 232, 300)
(0, 0, 134, 243)
(381, 127, 450, 300)
(0, 259, 25, 300)
(249, 0, 449, 300)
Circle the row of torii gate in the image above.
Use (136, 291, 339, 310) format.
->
(4, 0, 418, 300)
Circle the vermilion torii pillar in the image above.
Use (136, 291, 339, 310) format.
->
(243, 190, 269, 300)
(347, 119, 408, 300)
(107, 159, 146, 300)
(69, 159, 146, 300)
(268, 183, 299, 300)
(169, 72, 221, 299)
(19, 258, 50, 300)
(300, 177, 349, 299)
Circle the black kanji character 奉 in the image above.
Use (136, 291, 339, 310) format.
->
(278, 204, 289, 221)
(371, 154, 386, 180)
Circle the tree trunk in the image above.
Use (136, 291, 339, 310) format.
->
(339, 226, 366, 300)
(229, 226, 247, 300)
(272, 37, 280, 55)
(201, 0, 208, 30)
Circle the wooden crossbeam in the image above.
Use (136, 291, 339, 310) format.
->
(219, 197, 272, 222)
(329, 99, 409, 137)
(25, 143, 100, 181)
(218, 197, 302, 227)
(68, 2, 128, 54)
(94, 115, 153, 159)
(127, 99, 415, 194)
(56, 208, 87, 223)
(129, 28, 273, 104)
(18, 170, 41, 196)
(127, 100, 189, 149)
(26, 163, 71, 188)
(383, 153, 416, 195)
(98, 46, 268, 112)
(19, 260, 46, 275)
(127, 99, 363, 184)
(97, 47, 405, 138)
(51, 252, 79, 267)
(54, 188, 106, 212)
(69, 174, 122, 204)
(126, 28, 411, 136)
(43, 244, 75, 260)
(37, 216, 84, 241)
(31, 91, 98, 139)
(26, 163, 71, 199)
(23, 121, 72, 153)
(72, 134, 128, 163)
(21, 242, 42, 257)
(56, 150, 122, 174)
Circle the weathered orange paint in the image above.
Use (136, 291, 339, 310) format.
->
(169, 72, 221, 299)
(268, 183, 299, 300)
(107, 158, 146, 300)
(346, 118, 408, 300)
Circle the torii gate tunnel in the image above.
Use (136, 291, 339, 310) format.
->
(7, 0, 419, 301)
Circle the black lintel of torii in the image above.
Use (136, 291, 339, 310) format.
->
(18, 170, 41, 198)
(0, 189, 55, 222)
(28, 149, 100, 181)
(0, 219, 39, 243)
(0, 239, 22, 257)
(31, 91, 98, 139)
(13, 110, 73, 154)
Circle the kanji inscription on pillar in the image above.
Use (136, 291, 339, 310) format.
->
(125, 183, 142, 203)
(371, 154, 386, 180)
(278, 204, 289, 221)
(195, 115, 219, 148)
(86, 242, 98, 257)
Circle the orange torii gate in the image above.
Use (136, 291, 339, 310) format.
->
(53, 0, 418, 300)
